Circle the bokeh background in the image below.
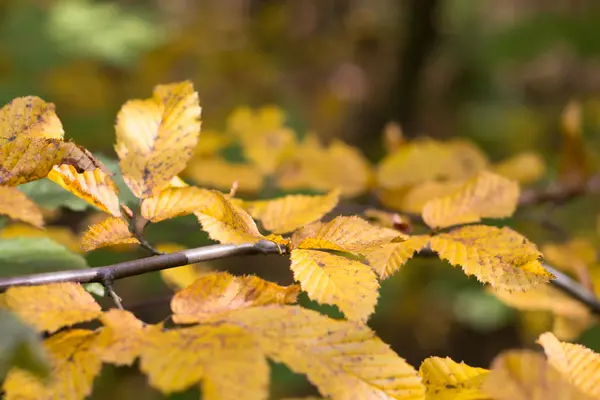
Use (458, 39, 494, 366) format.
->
(2, 0, 600, 398)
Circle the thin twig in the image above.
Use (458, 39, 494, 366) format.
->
(105, 282, 124, 310)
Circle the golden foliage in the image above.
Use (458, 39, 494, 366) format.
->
(139, 324, 269, 399)
(3, 330, 102, 400)
(366, 235, 430, 279)
(81, 217, 139, 251)
(4, 283, 101, 333)
(115, 81, 201, 198)
(141, 186, 213, 222)
(242, 189, 340, 234)
(538, 332, 600, 397)
(381, 180, 464, 214)
(419, 357, 489, 400)
(290, 249, 379, 322)
(96, 310, 145, 366)
(422, 171, 520, 229)
(185, 157, 264, 193)
(0, 187, 44, 228)
(195, 190, 264, 244)
(429, 225, 552, 291)
(171, 272, 300, 324)
(47, 164, 121, 217)
(225, 306, 425, 399)
(493, 152, 546, 184)
(0, 96, 64, 141)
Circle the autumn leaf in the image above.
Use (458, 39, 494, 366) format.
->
(537, 332, 600, 397)
(0, 187, 44, 228)
(81, 216, 139, 251)
(224, 306, 425, 399)
(483, 350, 593, 400)
(115, 81, 201, 198)
(422, 171, 520, 229)
(418, 356, 489, 400)
(366, 235, 430, 279)
(195, 190, 264, 244)
(0, 96, 64, 140)
(242, 189, 340, 234)
(297, 216, 405, 252)
(155, 243, 212, 290)
(382, 180, 464, 214)
(139, 324, 269, 400)
(96, 309, 144, 366)
(141, 186, 213, 223)
(493, 152, 546, 184)
(0, 223, 82, 253)
(429, 225, 552, 291)
(4, 283, 101, 333)
(0, 137, 104, 186)
(185, 157, 264, 193)
(171, 272, 300, 324)
(3, 330, 102, 400)
(192, 129, 231, 157)
(47, 164, 121, 217)
(290, 249, 379, 322)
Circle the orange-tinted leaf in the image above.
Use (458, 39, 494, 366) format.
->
(366, 235, 430, 279)
(290, 249, 379, 322)
(115, 81, 201, 198)
(195, 190, 264, 244)
(422, 171, 520, 229)
(47, 164, 121, 217)
(171, 272, 300, 324)
(81, 216, 139, 251)
(141, 186, 213, 223)
(0, 187, 44, 228)
(243, 189, 340, 234)
(430, 225, 552, 291)
(4, 283, 101, 333)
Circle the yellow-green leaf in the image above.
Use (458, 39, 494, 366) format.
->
(419, 356, 489, 400)
(115, 81, 201, 198)
(4, 283, 101, 333)
(47, 164, 121, 217)
(422, 171, 520, 229)
(171, 272, 300, 324)
(81, 217, 139, 251)
(290, 249, 379, 322)
(0, 187, 44, 228)
(141, 186, 213, 223)
(243, 189, 340, 234)
(429, 225, 552, 291)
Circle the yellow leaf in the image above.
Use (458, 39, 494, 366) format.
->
(0, 96, 64, 140)
(195, 190, 264, 244)
(0, 137, 104, 186)
(0, 187, 44, 228)
(395, 181, 464, 214)
(298, 216, 405, 252)
(377, 138, 488, 190)
(382, 121, 406, 154)
(483, 350, 593, 400)
(115, 81, 201, 198)
(47, 164, 121, 217)
(171, 272, 300, 324)
(366, 235, 430, 279)
(185, 157, 264, 193)
(538, 332, 600, 397)
(139, 324, 269, 399)
(193, 129, 231, 157)
(81, 216, 139, 251)
(290, 221, 324, 248)
(96, 309, 144, 366)
(419, 356, 489, 400)
(155, 243, 212, 290)
(542, 238, 596, 284)
(493, 152, 546, 184)
(290, 249, 379, 322)
(225, 305, 425, 399)
(429, 225, 552, 291)
(363, 208, 411, 231)
(422, 171, 520, 229)
(4, 283, 101, 333)
(141, 186, 213, 223)
(243, 189, 340, 234)
(0, 223, 81, 253)
(3, 330, 101, 400)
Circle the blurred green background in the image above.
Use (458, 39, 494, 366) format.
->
(2, 0, 600, 398)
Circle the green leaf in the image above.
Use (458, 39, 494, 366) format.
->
(0, 310, 50, 380)
(83, 282, 105, 297)
(0, 238, 89, 276)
